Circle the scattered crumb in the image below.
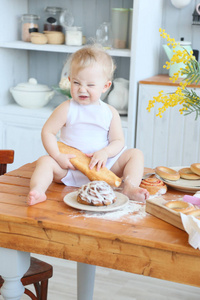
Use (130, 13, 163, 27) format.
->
(80, 201, 146, 221)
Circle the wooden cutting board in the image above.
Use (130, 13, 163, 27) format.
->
(146, 197, 185, 231)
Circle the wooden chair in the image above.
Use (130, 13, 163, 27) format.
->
(0, 149, 14, 175)
(0, 150, 53, 300)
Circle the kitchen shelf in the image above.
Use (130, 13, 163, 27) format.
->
(0, 0, 163, 170)
(0, 41, 131, 57)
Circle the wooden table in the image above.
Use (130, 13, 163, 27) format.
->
(1, 162, 200, 299)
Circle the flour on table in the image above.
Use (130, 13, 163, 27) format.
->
(80, 201, 146, 221)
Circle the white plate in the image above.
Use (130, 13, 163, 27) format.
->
(63, 191, 129, 212)
(157, 166, 200, 193)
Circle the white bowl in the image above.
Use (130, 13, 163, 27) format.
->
(10, 78, 55, 109)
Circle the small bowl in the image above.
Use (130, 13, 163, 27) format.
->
(30, 32, 48, 45)
(44, 31, 65, 44)
(10, 78, 54, 109)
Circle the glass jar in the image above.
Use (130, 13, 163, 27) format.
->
(65, 27, 82, 46)
(111, 8, 129, 49)
(128, 9, 133, 49)
(21, 14, 39, 42)
(96, 22, 112, 49)
(44, 7, 63, 32)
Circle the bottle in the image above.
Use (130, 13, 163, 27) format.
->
(21, 14, 39, 42)
(111, 8, 129, 49)
(44, 7, 63, 32)
(96, 22, 112, 49)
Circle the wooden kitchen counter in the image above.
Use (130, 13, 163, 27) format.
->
(0, 162, 200, 294)
(139, 74, 200, 88)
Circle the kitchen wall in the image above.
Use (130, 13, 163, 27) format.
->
(28, 0, 132, 89)
(28, 0, 200, 85)
(160, 0, 200, 74)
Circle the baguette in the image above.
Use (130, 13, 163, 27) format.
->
(57, 141, 122, 187)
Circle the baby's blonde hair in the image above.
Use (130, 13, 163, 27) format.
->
(68, 44, 116, 81)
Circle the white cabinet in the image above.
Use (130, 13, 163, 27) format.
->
(0, 0, 164, 169)
(0, 105, 53, 171)
(136, 75, 200, 168)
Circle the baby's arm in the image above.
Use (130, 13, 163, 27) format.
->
(88, 105, 125, 170)
(41, 100, 75, 170)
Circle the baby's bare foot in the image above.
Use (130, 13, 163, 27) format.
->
(27, 190, 47, 206)
(123, 186, 149, 203)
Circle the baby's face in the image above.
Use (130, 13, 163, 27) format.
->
(69, 62, 111, 105)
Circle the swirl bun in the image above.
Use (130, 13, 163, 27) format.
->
(140, 177, 167, 195)
(77, 181, 116, 206)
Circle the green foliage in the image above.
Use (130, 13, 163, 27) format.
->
(182, 88, 200, 120)
(182, 59, 200, 85)
(52, 86, 71, 98)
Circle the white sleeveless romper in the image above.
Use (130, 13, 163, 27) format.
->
(60, 99, 126, 187)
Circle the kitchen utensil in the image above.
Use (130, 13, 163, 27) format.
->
(10, 78, 54, 109)
(163, 38, 192, 77)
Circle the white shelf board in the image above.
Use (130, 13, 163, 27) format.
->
(0, 103, 54, 118)
(0, 41, 131, 57)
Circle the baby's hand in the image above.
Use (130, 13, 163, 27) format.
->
(86, 150, 108, 171)
(56, 153, 76, 170)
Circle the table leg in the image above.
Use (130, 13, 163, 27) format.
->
(0, 248, 30, 300)
(77, 263, 96, 300)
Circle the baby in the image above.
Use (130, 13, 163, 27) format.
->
(28, 44, 149, 205)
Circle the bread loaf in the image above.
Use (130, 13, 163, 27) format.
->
(57, 141, 122, 187)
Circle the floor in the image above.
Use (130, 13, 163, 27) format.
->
(2, 254, 199, 300)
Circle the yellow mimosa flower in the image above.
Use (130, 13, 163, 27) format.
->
(147, 29, 200, 119)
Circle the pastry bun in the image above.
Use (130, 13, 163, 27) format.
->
(155, 166, 180, 181)
(57, 141, 122, 187)
(140, 177, 167, 195)
(179, 167, 200, 180)
(77, 181, 116, 206)
(190, 163, 200, 176)
(187, 209, 200, 219)
(165, 200, 194, 213)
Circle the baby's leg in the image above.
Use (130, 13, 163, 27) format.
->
(27, 155, 67, 206)
(111, 149, 149, 202)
